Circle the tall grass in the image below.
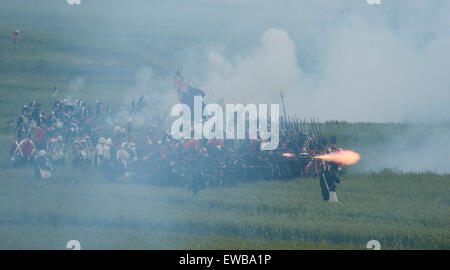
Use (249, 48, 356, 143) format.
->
(0, 169, 448, 249)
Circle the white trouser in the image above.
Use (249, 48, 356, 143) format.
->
(328, 191, 338, 202)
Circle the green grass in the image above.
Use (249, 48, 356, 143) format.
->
(0, 168, 448, 249)
(0, 0, 449, 250)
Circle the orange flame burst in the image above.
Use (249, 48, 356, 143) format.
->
(313, 150, 361, 165)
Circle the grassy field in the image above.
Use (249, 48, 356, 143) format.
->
(0, 0, 449, 249)
(0, 168, 448, 249)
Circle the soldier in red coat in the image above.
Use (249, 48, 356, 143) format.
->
(35, 123, 48, 150)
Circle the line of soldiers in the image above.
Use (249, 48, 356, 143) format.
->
(135, 132, 309, 193)
(8, 97, 144, 180)
(130, 118, 335, 193)
(9, 97, 341, 197)
(14, 99, 108, 146)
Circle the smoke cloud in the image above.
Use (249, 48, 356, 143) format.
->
(65, 77, 85, 101)
(199, 9, 450, 123)
(111, 66, 176, 129)
(354, 124, 450, 174)
(201, 28, 302, 105)
(183, 1, 450, 173)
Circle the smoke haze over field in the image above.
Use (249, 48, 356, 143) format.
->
(3, 0, 450, 173)
(193, 1, 450, 123)
(369, 127, 450, 174)
(103, 1, 450, 173)
(4, 0, 448, 123)
(348, 123, 450, 174)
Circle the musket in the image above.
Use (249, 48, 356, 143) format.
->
(281, 152, 317, 161)
(280, 91, 288, 123)
(25, 117, 33, 140)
